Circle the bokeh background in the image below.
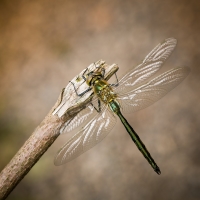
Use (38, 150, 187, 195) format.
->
(0, 0, 200, 199)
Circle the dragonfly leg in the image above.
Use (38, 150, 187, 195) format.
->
(110, 72, 119, 87)
(82, 67, 90, 81)
(91, 99, 101, 112)
(69, 81, 92, 96)
(82, 64, 106, 80)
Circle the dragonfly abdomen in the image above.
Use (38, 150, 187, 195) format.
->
(109, 100, 161, 174)
(117, 110, 161, 175)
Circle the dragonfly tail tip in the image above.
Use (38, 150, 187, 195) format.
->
(155, 166, 161, 175)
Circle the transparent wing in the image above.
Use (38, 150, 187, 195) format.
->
(114, 38, 177, 95)
(117, 67, 190, 113)
(54, 106, 117, 165)
(60, 97, 100, 134)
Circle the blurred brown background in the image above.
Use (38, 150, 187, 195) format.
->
(0, 0, 199, 199)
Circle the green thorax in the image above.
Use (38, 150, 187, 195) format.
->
(93, 79, 117, 104)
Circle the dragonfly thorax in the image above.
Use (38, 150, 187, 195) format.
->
(85, 70, 117, 104)
(93, 79, 117, 104)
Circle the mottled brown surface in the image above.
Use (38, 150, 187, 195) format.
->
(0, 0, 199, 200)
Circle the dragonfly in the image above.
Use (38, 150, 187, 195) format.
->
(54, 38, 190, 174)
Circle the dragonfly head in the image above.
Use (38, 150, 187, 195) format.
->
(86, 71, 103, 86)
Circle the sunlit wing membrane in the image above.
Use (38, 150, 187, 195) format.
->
(54, 106, 117, 165)
(54, 38, 189, 172)
(117, 67, 190, 113)
(60, 98, 101, 134)
(115, 38, 177, 95)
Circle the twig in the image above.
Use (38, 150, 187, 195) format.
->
(0, 61, 118, 199)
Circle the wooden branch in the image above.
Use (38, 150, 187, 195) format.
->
(0, 60, 118, 199)
(0, 91, 65, 200)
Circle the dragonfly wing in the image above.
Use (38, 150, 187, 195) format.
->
(114, 38, 177, 95)
(117, 67, 190, 113)
(61, 97, 99, 134)
(54, 106, 117, 165)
